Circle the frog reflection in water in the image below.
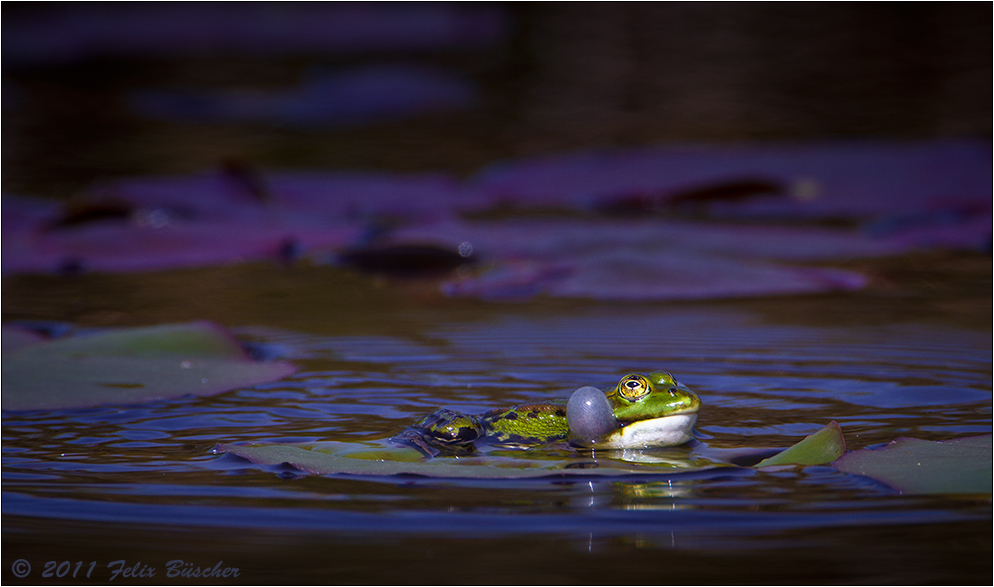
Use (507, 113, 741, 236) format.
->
(393, 372, 701, 457)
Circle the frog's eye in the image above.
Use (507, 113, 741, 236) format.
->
(617, 374, 652, 401)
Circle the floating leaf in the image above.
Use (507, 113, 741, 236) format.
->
(220, 442, 614, 478)
(217, 423, 986, 483)
(217, 429, 854, 479)
(470, 141, 991, 223)
(442, 247, 867, 301)
(833, 435, 993, 495)
(2, 322, 295, 411)
(5, 142, 988, 302)
(755, 421, 847, 467)
(215, 439, 733, 479)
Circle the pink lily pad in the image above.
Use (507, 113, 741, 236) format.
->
(1, 322, 296, 411)
(833, 435, 993, 495)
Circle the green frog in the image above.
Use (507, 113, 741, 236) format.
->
(393, 371, 701, 456)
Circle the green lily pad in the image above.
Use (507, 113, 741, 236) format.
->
(2, 321, 296, 411)
(755, 421, 847, 467)
(833, 435, 993, 495)
(215, 440, 730, 479)
(216, 421, 853, 479)
(216, 422, 986, 485)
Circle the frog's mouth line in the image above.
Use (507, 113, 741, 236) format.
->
(591, 412, 699, 449)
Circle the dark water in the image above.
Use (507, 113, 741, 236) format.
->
(3, 258, 991, 584)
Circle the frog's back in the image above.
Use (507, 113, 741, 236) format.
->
(480, 400, 570, 444)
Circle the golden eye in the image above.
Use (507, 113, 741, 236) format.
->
(618, 374, 651, 401)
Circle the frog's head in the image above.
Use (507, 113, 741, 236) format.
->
(567, 371, 700, 449)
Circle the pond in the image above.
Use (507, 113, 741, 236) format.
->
(3, 4, 991, 584)
(3, 257, 990, 583)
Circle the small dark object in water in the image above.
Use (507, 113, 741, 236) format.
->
(338, 244, 475, 278)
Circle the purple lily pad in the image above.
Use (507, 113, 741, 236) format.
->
(389, 217, 909, 261)
(470, 140, 991, 223)
(388, 219, 878, 300)
(130, 64, 477, 127)
(833, 435, 993, 495)
(443, 250, 866, 301)
(93, 167, 465, 222)
(1, 322, 295, 411)
(4, 141, 987, 302)
(1, 168, 464, 275)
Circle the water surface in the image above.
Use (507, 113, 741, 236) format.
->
(3, 259, 990, 583)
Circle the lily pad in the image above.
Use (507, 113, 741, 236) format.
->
(2, 322, 295, 411)
(216, 423, 852, 479)
(755, 421, 847, 467)
(470, 140, 991, 224)
(833, 435, 993, 495)
(5, 142, 988, 304)
(215, 441, 676, 478)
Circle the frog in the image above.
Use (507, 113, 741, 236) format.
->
(392, 371, 701, 456)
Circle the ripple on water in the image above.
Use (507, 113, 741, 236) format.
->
(2, 307, 990, 561)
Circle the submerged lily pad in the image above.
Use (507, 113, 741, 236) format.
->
(833, 435, 993, 495)
(2, 322, 295, 411)
(755, 421, 847, 467)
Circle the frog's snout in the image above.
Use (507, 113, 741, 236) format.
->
(566, 386, 619, 444)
